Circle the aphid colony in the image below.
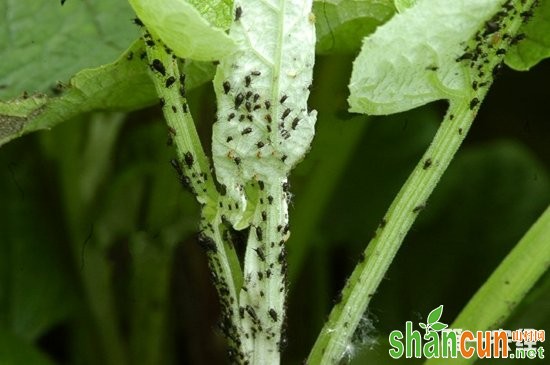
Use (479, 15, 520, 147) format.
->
(220, 72, 305, 170)
(454, 0, 538, 113)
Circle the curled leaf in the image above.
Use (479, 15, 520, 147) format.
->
(348, 0, 506, 115)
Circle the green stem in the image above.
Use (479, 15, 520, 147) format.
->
(424, 205, 550, 365)
(307, 99, 473, 365)
(141, 34, 245, 355)
(240, 180, 289, 364)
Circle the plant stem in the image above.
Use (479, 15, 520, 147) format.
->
(240, 180, 290, 364)
(307, 99, 473, 364)
(141, 34, 246, 355)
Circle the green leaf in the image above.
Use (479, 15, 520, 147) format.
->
(0, 40, 215, 148)
(418, 322, 427, 329)
(394, 0, 417, 12)
(0, 329, 56, 365)
(128, 0, 236, 61)
(348, 0, 506, 115)
(187, 0, 234, 29)
(0, 0, 136, 100)
(426, 305, 443, 325)
(430, 322, 448, 331)
(313, 0, 396, 54)
(505, 0, 550, 70)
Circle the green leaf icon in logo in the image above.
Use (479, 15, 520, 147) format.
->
(430, 322, 448, 332)
(421, 305, 448, 335)
(427, 305, 444, 325)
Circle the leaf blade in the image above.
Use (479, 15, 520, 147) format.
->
(128, 0, 236, 61)
(348, 0, 506, 115)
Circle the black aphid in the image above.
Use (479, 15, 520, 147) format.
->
(269, 309, 278, 322)
(198, 233, 217, 252)
(165, 76, 176, 88)
(520, 10, 533, 20)
(456, 52, 473, 62)
(145, 39, 155, 47)
(469, 98, 479, 110)
(245, 305, 258, 322)
(227, 136, 234, 143)
(256, 226, 263, 241)
(235, 93, 244, 108)
(251, 70, 261, 76)
(255, 247, 265, 261)
(171, 105, 177, 113)
(485, 21, 500, 33)
(184, 152, 194, 168)
(223, 81, 231, 94)
(241, 127, 253, 135)
(235, 6, 243, 21)
(265, 100, 271, 109)
(282, 181, 289, 192)
(258, 180, 265, 190)
(281, 108, 291, 120)
(245, 75, 251, 87)
(159, 98, 166, 108)
(257, 141, 264, 148)
(150, 59, 166, 76)
(280, 95, 288, 104)
(291, 118, 299, 130)
(423, 158, 432, 170)
(234, 157, 241, 165)
(228, 113, 236, 121)
(245, 102, 252, 112)
(511, 34, 526, 44)
(267, 195, 273, 204)
(261, 211, 267, 221)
